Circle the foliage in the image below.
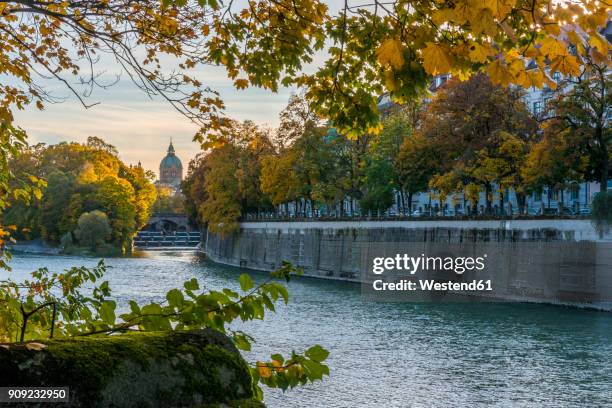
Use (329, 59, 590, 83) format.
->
(4, 139, 157, 252)
(541, 64, 611, 192)
(422, 74, 536, 213)
(0, 261, 329, 399)
(185, 121, 275, 233)
(75, 211, 112, 252)
(153, 186, 186, 215)
(0, 1, 606, 145)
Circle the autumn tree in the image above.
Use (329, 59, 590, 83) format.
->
(5, 139, 156, 252)
(396, 133, 442, 214)
(543, 63, 611, 192)
(276, 92, 323, 149)
(422, 74, 537, 213)
(182, 153, 210, 226)
(522, 131, 584, 209)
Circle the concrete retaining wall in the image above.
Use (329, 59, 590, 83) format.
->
(204, 220, 612, 309)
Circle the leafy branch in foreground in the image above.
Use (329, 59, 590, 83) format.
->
(0, 260, 329, 399)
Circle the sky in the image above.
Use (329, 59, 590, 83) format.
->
(11, 2, 350, 177)
(13, 66, 296, 177)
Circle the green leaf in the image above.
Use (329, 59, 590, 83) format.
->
(233, 332, 252, 351)
(129, 300, 140, 314)
(239, 273, 254, 292)
(301, 359, 327, 381)
(271, 354, 284, 364)
(305, 345, 330, 362)
(184, 278, 199, 291)
(99, 300, 116, 326)
(166, 288, 184, 308)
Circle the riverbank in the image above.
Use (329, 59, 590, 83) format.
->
(204, 219, 612, 310)
(7, 239, 61, 255)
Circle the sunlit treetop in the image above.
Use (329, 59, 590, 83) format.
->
(0, 0, 609, 142)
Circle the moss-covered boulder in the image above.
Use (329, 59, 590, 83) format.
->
(0, 329, 263, 408)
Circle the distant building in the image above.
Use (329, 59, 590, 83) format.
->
(157, 141, 183, 190)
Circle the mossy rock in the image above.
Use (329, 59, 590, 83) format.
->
(0, 329, 264, 408)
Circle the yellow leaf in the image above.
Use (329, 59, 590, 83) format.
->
(376, 38, 405, 70)
(234, 79, 249, 90)
(432, 8, 454, 25)
(482, 0, 515, 19)
(422, 42, 453, 75)
(550, 54, 580, 77)
(383, 69, 398, 91)
(588, 33, 609, 55)
(527, 69, 545, 88)
(543, 23, 561, 36)
(468, 42, 492, 63)
(566, 30, 583, 46)
(256, 362, 272, 378)
(486, 59, 512, 87)
(523, 45, 539, 59)
(271, 360, 284, 372)
(539, 36, 568, 58)
(470, 8, 497, 37)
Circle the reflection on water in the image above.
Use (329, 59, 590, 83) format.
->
(6, 251, 612, 407)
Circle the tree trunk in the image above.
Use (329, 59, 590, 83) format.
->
(601, 140, 609, 192)
(407, 192, 413, 216)
(517, 192, 526, 215)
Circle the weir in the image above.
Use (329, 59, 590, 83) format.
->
(134, 230, 201, 249)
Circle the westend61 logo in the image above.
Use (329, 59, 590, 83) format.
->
(370, 254, 493, 293)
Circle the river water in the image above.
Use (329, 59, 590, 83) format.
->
(6, 251, 612, 407)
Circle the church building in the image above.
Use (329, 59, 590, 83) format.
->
(157, 141, 183, 190)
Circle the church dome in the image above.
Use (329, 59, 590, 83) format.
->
(160, 142, 183, 169)
(158, 141, 183, 188)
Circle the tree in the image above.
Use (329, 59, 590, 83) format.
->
(182, 153, 210, 226)
(422, 74, 536, 213)
(522, 132, 583, 209)
(5, 139, 156, 252)
(153, 186, 185, 215)
(360, 154, 395, 214)
(276, 92, 322, 148)
(260, 151, 301, 209)
(396, 133, 441, 214)
(200, 144, 242, 234)
(75, 210, 111, 251)
(543, 64, 611, 192)
(0, 1, 606, 147)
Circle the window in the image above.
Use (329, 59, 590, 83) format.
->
(549, 189, 558, 201)
(571, 185, 580, 200)
(533, 101, 542, 115)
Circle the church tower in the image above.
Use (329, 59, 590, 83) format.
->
(159, 140, 183, 188)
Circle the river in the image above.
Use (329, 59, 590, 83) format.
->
(6, 251, 612, 407)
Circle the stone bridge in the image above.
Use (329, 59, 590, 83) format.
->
(145, 213, 193, 232)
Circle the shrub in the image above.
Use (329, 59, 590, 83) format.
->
(75, 210, 112, 251)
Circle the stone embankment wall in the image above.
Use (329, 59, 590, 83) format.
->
(205, 220, 612, 310)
